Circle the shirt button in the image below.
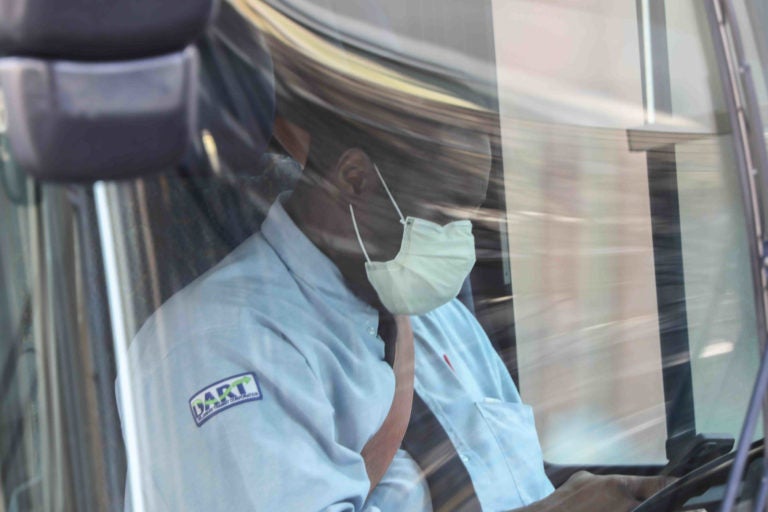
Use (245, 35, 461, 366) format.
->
(459, 454, 470, 463)
(367, 326, 376, 336)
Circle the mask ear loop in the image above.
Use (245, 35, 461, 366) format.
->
(349, 204, 372, 263)
(373, 164, 406, 225)
(349, 163, 403, 264)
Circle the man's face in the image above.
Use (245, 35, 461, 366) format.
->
(358, 125, 493, 262)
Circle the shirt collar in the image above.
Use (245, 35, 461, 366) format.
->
(261, 192, 378, 316)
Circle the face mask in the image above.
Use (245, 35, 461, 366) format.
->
(349, 164, 476, 315)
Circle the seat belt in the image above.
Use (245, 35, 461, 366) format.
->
(361, 313, 415, 492)
(361, 312, 482, 511)
(403, 393, 482, 512)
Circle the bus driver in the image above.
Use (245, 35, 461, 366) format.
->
(118, 107, 670, 511)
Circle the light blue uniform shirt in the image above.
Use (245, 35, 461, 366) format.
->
(118, 195, 553, 511)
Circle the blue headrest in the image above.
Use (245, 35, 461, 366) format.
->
(0, 0, 216, 60)
(0, 0, 219, 181)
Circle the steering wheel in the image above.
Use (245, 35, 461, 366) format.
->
(632, 441, 764, 512)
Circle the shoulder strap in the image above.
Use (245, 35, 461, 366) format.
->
(361, 314, 415, 492)
(360, 313, 482, 511)
(402, 391, 482, 511)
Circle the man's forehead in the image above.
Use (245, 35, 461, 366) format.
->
(437, 125, 491, 153)
(376, 122, 490, 155)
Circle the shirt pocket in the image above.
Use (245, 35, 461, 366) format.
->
(475, 399, 554, 506)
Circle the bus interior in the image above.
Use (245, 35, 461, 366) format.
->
(2, 0, 768, 510)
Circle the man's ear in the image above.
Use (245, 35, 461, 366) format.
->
(334, 148, 377, 198)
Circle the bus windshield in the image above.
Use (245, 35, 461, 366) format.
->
(2, 1, 768, 511)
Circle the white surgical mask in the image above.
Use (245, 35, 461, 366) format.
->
(349, 165, 476, 315)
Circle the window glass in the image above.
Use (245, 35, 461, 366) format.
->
(494, 0, 760, 465)
(732, 0, 768, 119)
(667, 0, 761, 442)
(1, 135, 126, 511)
(3, 0, 768, 509)
(0, 134, 41, 511)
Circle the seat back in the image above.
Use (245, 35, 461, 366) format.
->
(112, 1, 294, 331)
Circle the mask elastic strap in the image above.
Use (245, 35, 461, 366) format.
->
(373, 164, 406, 225)
(349, 204, 372, 263)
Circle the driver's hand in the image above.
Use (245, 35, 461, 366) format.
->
(519, 471, 673, 512)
